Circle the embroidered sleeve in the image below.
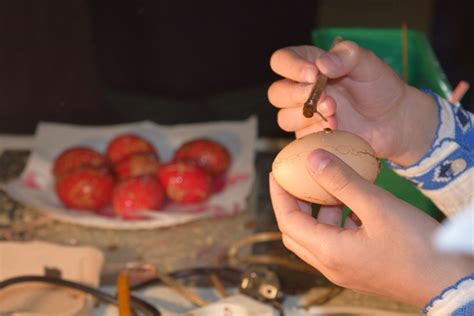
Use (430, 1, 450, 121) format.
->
(387, 90, 474, 217)
(423, 274, 474, 315)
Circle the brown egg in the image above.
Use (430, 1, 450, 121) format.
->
(272, 129, 379, 205)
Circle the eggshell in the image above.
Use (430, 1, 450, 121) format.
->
(272, 130, 379, 205)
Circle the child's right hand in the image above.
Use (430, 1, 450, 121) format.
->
(269, 149, 474, 307)
(268, 41, 438, 166)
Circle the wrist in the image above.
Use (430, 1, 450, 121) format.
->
(388, 86, 438, 166)
(420, 256, 474, 309)
(423, 271, 474, 315)
(397, 255, 474, 308)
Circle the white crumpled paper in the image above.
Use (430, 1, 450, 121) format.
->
(3, 117, 257, 230)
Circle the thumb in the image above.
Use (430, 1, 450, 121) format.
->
(306, 149, 386, 222)
(316, 40, 387, 82)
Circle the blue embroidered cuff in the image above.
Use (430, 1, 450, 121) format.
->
(423, 273, 474, 315)
(387, 89, 474, 191)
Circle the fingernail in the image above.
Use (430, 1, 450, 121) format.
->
(308, 149, 331, 174)
(302, 67, 316, 83)
(319, 52, 342, 70)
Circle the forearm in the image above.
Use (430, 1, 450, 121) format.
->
(389, 85, 439, 167)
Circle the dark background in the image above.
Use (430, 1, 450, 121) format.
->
(0, 0, 472, 136)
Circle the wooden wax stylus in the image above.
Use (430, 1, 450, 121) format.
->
(303, 36, 343, 120)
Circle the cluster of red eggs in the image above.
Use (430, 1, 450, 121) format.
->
(52, 134, 231, 218)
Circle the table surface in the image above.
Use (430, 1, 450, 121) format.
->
(0, 135, 420, 315)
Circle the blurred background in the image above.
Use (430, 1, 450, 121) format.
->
(1, 0, 473, 136)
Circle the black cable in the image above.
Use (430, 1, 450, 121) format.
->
(0, 275, 161, 316)
(0, 267, 242, 314)
(0, 266, 278, 315)
(130, 266, 242, 291)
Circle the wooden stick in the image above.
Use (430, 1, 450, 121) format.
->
(153, 266, 208, 307)
(210, 273, 229, 297)
(117, 271, 132, 316)
(450, 80, 470, 103)
(402, 22, 409, 82)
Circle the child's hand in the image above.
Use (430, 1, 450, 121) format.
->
(269, 149, 474, 307)
(268, 41, 438, 166)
